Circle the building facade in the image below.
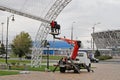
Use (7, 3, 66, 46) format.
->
(91, 30, 120, 56)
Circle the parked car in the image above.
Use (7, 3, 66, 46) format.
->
(89, 53, 99, 63)
(25, 54, 31, 59)
(25, 56, 31, 59)
(90, 57, 99, 63)
(0, 54, 10, 59)
(0, 55, 3, 58)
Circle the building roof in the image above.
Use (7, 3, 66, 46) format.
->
(91, 30, 120, 49)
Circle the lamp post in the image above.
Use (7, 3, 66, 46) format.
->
(71, 22, 75, 41)
(70, 22, 75, 51)
(92, 22, 100, 53)
(46, 42, 50, 69)
(0, 41, 1, 54)
(92, 26, 95, 52)
(6, 15, 15, 64)
(1, 22, 4, 44)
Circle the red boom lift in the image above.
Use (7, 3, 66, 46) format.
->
(50, 21, 91, 73)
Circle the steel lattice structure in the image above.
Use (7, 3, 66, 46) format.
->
(91, 30, 120, 49)
(31, 0, 72, 67)
(0, 0, 72, 67)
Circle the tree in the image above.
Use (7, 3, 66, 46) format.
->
(95, 49, 101, 57)
(0, 43, 6, 55)
(11, 31, 32, 59)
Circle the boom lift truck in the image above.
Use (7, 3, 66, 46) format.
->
(50, 21, 92, 73)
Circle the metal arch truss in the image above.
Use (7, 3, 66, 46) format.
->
(0, 6, 50, 23)
(0, 0, 72, 67)
(31, 0, 72, 67)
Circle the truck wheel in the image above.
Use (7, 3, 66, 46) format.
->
(60, 67, 66, 73)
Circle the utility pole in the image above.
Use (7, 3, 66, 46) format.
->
(1, 22, 4, 44)
(92, 26, 95, 53)
(71, 24, 73, 41)
(46, 42, 50, 70)
(6, 15, 15, 65)
(92, 22, 100, 54)
(70, 22, 75, 55)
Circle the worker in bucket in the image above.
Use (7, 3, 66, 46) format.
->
(50, 20, 55, 33)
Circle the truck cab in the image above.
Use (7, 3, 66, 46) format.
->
(75, 51, 91, 67)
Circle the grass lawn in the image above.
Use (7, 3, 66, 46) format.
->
(0, 65, 59, 76)
(0, 59, 30, 64)
(0, 70, 19, 76)
(0, 55, 64, 63)
(10, 65, 59, 71)
(42, 55, 65, 60)
(0, 55, 63, 73)
(97, 55, 112, 60)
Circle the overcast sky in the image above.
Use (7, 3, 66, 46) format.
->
(0, 0, 120, 48)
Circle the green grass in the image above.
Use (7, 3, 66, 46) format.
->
(0, 59, 6, 63)
(42, 55, 65, 60)
(0, 55, 62, 67)
(0, 59, 30, 63)
(0, 55, 63, 63)
(0, 70, 19, 76)
(0, 55, 63, 72)
(97, 55, 112, 60)
(10, 65, 59, 71)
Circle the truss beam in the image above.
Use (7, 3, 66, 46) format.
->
(0, 0, 72, 67)
(31, 0, 72, 67)
(0, 6, 50, 23)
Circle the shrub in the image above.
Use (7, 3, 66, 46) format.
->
(95, 50, 100, 57)
(11, 62, 16, 66)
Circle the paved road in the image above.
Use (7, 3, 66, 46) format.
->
(0, 59, 120, 80)
(100, 58, 120, 64)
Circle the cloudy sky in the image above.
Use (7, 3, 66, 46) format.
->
(0, 0, 120, 48)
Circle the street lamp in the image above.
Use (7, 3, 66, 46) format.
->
(46, 42, 50, 70)
(6, 15, 15, 65)
(1, 22, 4, 44)
(70, 22, 75, 51)
(92, 22, 100, 53)
(71, 22, 75, 40)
